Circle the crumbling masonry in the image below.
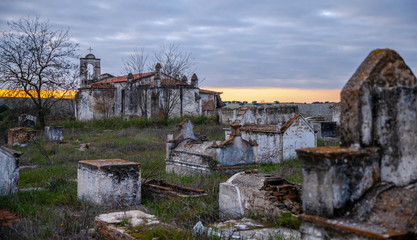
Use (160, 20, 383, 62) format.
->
(297, 49, 417, 239)
(76, 54, 222, 120)
(166, 119, 256, 175)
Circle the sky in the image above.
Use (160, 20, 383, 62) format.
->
(0, 0, 416, 102)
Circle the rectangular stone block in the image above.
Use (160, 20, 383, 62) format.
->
(77, 159, 141, 206)
(44, 126, 64, 141)
(0, 147, 21, 196)
(297, 146, 379, 217)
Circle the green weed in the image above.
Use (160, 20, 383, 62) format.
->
(258, 159, 302, 184)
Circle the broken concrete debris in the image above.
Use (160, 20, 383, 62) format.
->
(297, 49, 417, 239)
(77, 159, 141, 206)
(219, 171, 302, 220)
(195, 218, 300, 240)
(95, 210, 160, 240)
(0, 147, 21, 196)
(95, 210, 192, 240)
(77, 143, 90, 151)
(166, 119, 256, 175)
(143, 178, 206, 198)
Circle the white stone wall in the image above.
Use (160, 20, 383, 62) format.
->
(283, 117, 316, 160)
(75, 90, 93, 120)
(75, 89, 116, 120)
(241, 131, 283, 164)
(0, 147, 19, 196)
(182, 88, 200, 116)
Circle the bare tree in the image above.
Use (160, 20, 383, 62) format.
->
(160, 86, 181, 121)
(152, 43, 196, 79)
(153, 44, 195, 120)
(121, 44, 196, 120)
(122, 48, 149, 116)
(121, 47, 148, 75)
(0, 17, 79, 127)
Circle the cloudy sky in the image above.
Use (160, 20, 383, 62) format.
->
(0, 0, 416, 99)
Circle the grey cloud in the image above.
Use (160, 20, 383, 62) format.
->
(0, 0, 416, 89)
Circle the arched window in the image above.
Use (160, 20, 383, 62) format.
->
(87, 64, 95, 80)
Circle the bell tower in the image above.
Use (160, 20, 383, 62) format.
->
(80, 49, 101, 88)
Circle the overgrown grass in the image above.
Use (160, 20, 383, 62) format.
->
(127, 224, 194, 240)
(317, 138, 340, 147)
(257, 158, 302, 184)
(51, 115, 220, 131)
(1, 116, 303, 239)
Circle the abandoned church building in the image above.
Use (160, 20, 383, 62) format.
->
(75, 54, 223, 120)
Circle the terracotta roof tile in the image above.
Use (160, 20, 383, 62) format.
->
(146, 79, 189, 86)
(199, 89, 222, 94)
(280, 114, 300, 132)
(92, 72, 156, 86)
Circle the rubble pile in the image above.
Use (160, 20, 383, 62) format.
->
(262, 177, 302, 214)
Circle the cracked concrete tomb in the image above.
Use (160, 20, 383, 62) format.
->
(219, 171, 302, 220)
(77, 159, 141, 206)
(296, 49, 417, 240)
(225, 112, 316, 163)
(0, 147, 21, 196)
(219, 105, 298, 125)
(166, 119, 256, 175)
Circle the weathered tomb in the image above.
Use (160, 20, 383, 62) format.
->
(77, 159, 141, 206)
(196, 218, 300, 240)
(166, 119, 256, 175)
(95, 210, 160, 239)
(297, 49, 417, 239)
(0, 147, 21, 196)
(225, 113, 316, 163)
(44, 126, 64, 141)
(219, 171, 302, 220)
(7, 127, 36, 147)
(18, 114, 37, 128)
(219, 105, 298, 125)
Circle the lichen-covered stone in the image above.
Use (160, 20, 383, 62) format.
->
(297, 147, 379, 217)
(340, 49, 416, 148)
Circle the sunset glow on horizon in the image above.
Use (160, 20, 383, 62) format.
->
(0, 89, 77, 99)
(206, 88, 341, 103)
